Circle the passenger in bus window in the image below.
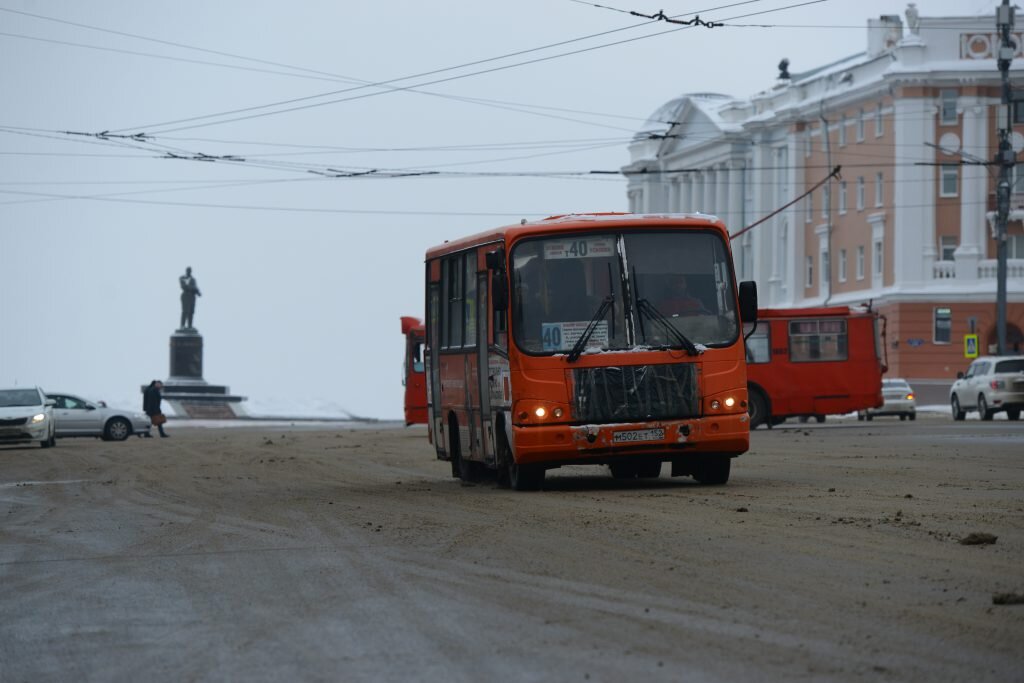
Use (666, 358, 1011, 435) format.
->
(659, 274, 708, 316)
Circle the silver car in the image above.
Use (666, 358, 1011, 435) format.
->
(0, 387, 56, 448)
(858, 378, 916, 421)
(47, 392, 151, 441)
(950, 356, 1024, 421)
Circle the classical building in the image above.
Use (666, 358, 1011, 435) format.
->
(625, 5, 1024, 384)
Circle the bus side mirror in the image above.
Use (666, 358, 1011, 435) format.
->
(492, 272, 509, 311)
(738, 281, 758, 323)
(485, 248, 505, 271)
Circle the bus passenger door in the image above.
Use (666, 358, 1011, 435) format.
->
(475, 270, 494, 466)
(427, 282, 444, 458)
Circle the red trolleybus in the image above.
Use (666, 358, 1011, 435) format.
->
(424, 213, 758, 490)
(400, 316, 428, 426)
(744, 306, 886, 428)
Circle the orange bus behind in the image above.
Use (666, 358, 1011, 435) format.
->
(400, 316, 428, 426)
(423, 213, 758, 490)
(744, 306, 885, 427)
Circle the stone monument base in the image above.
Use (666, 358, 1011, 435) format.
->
(161, 379, 247, 419)
(155, 327, 247, 418)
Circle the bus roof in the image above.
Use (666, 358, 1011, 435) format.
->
(757, 305, 871, 319)
(424, 212, 728, 260)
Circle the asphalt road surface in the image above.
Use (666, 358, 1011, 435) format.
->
(1, 416, 1022, 682)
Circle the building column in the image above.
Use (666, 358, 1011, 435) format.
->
(715, 163, 729, 224)
(704, 168, 716, 215)
(693, 172, 705, 214)
(893, 96, 937, 285)
(955, 98, 989, 279)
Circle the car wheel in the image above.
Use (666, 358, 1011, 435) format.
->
(857, 413, 864, 421)
(978, 394, 994, 421)
(509, 462, 544, 491)
(900, 414, 906, 421)
(866, 413, 873, 421)
(951, 395, 966, 421)
(104, 417, 131, 442)
(909, 412, 916, 421)
(1007, 409, 1021, 421)
(815, 415, 826, 424)
(691, 456, 731, 485)
(748, 388, 769, 430)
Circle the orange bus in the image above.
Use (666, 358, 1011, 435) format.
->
(400, 316, 428, 425)
(744, 306, 886, 428)
(424, 213, 758, 490)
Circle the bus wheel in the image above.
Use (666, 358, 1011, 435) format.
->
(509, 462, 544, 491)
(691, 456, 731, 485)
(748, 389, 768, 430)
(495, 430, 512, 489)
(609, 462, 638, 479)
(815, 415, 825, 424)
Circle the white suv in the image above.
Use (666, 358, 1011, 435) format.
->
(950, 356, 1024, 421)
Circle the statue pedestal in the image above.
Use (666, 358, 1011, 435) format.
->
(160, 328, 247, 418)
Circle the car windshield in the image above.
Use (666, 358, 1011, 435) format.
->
(0, 389, 43, 407)
(511, 230, 738, 355)
(995, 359, 1024, 373)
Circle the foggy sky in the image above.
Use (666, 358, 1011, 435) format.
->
(0, 0, 991, 418)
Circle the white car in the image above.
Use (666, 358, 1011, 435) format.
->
(858, 378, 916, 421)
(0, 387, 56, 448)
(46, 392, 151, 441)
(950, 355, 1024, 421)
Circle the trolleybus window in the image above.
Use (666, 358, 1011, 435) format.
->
(789, 319, 848, 362)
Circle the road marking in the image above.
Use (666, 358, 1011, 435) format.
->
(0, 479, 98, 488)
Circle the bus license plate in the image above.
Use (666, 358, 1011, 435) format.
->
(613, 428, 665, 443)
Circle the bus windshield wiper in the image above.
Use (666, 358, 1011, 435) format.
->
(567, 295, 615, 363)
(635, 298, 700, 356)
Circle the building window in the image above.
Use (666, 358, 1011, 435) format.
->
(875, 103, 883, 137)
(821, 249, 830, 290)
(856, 110, 865, 142)
(789, 319, 848, 362)
(934, 306, 952, 344)
(821, 122, 829, 153)
(838, 181, 847, 214)
(1014, 101, 1024, 125)
(873, 239, 883, 280)
(838, 116, 847, 146)
(805, 131, 812, 157)
(839, 248, 847, 282)
(856, 177, 865, 210)
(856, 245, 865, 280)
(875, 172, 884, 206)
(940, 165, 959, 197)
(940, 235, 957, 261)
(1009, 234, 1024, 258)
(806, 255, 814, 288)
(822, 185, 830, 218)
(805, 191, 813, 223)
(940, 90, 958, 125)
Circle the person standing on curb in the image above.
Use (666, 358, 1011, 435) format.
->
(143, 380, 169, 438)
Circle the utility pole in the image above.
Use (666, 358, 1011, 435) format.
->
(995, 0, 1015, 355)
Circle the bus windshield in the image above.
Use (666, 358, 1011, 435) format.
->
(511, 230, 738, 355)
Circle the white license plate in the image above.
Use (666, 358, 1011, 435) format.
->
(613, 428, 665, 443)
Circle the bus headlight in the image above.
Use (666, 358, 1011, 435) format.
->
(724, 397, 736, 408)
(534, 407, 547, 418)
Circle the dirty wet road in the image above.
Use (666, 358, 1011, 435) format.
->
(1, 419, 1022, 682)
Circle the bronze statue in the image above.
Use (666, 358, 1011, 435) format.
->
(179, 267, 201, 329)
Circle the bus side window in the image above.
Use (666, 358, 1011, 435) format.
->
(745, 327, 770, 363)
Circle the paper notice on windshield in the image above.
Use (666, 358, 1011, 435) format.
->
(542, 321, 609, 352)
(543, 237, 615, 260)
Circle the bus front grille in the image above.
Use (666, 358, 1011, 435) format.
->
(571, 363, 699, 423)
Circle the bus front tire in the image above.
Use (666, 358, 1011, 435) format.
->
(509, 463, 544, 491)
(691, 456, 730, 485)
